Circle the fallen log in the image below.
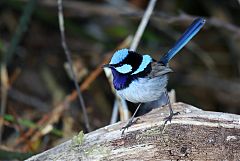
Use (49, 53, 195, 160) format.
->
(26, 102, 240, 160)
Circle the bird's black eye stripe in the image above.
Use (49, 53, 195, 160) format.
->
(115, 51, 143, 73)
(113, 63, 123, 67)
(118, 63, 123, 66)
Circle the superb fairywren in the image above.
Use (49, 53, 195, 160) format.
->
(104, 18, 205, 133)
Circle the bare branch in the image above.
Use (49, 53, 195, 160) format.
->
(7, 88, 49, 112)
(130, 0, 157, 51)
(57, 0, 91, 132)
(0, 64, 9, 144)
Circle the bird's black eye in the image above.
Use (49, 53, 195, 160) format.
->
(118, 63, 123, 66)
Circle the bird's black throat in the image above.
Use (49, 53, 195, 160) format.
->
(111, 68, 134, 90)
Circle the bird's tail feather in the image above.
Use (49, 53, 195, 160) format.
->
(160, 17, 206, 65)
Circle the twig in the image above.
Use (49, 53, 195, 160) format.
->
(126, 12, 240, 37)
(155, 13, 240, 37)
(130, 0, 157, 51)
(103, 68, 130, 121)
(169, 89, 176, 103)
(0, 63, 9, 144)
(7, 88, 49, 112)
(22, 0, 122, 17)
(14, 115, 49, 147)
(57, 0, 91, 132)
(4, 0, 37, 64)
(110, 100, 118, 124)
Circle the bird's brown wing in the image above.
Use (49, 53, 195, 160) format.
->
(147, 62, 173, 78)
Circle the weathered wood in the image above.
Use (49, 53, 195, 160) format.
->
(26, 102, 240, 160)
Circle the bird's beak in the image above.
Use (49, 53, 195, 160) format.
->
(102, 64, 113, 68)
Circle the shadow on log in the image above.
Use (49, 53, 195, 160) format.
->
(26, 102, 240, 160)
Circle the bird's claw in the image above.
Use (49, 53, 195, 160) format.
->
(161, 112, 180, 133)
(164, 111, 180, 124)
(121, 118, 140, 135)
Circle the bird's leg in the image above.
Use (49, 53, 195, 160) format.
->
(162, 90, 180, 129)
(121, 103, 142, 135)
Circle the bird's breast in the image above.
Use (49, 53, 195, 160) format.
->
(117, 75, 168, 103)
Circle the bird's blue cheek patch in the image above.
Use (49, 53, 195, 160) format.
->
(131, 55, 152, 75)
(115, 64, 132, 74)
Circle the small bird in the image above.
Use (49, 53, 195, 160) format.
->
(104, 18, 206, 133)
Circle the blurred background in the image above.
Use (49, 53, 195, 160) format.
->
(0, 0, 240, 160)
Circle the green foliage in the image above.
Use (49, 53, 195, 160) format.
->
(0, 149, 33, 160)
(3, 114, 63, 137)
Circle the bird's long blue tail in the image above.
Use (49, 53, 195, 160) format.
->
(160, 17, 206, 65)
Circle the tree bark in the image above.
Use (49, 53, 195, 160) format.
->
(26, 102, 240, 161)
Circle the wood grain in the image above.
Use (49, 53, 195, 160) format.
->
(26, 102, 240, 161)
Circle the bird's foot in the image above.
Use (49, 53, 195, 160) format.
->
(164, 111, 180, 124)
(161, 112, 180, 133)
(121, 118, 140, 135)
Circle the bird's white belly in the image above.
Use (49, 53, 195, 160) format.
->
(117, 75, 168, 103)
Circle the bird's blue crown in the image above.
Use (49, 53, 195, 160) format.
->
(110, 49, 129, 65)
